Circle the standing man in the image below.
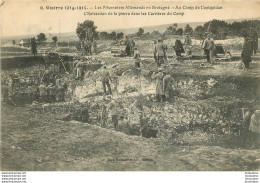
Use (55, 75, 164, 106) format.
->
(202, 33, 216, 63)
(133, 47, 141, 78)
(151, 68, 166, 102)
(107, 96, 118, 129)
(153, 40, 158, 64)
(130, 36, 135, 56)
(125, 36, 130, 56)
(163, 72, 176, 102)
(74, 60, 84, 80)
(39, 83, 48, 103)
(47, 83, 56, 103)
(133, 47, 141, 68)
(249, 27, 258, 55)
(184, 33, 192, 57)
(241, 32, 252, 69)
(100, 66, 112, 95)
(93, 39, 98, 55)
(174, 39, 184, 61)
(157, 39, 167, 66)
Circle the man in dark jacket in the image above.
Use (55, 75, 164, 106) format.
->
(249, 27, 258, 55)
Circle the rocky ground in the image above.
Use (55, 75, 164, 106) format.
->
(1, 52, 260, 171)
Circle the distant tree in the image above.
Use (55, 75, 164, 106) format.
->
(76, 20, 98, 42)
(110, 31, 117, 40)
(165, 25, 176, 35)
(194, 25, 205, 39)
(52, 36, 58, 43)
(31, 37, 37, 58)
(176, 28, 183, 36)
(204, 19, 229, 39)
(184, 24, 193, 35)
(99, 31, 110, 39)
(116, 32, 124, 40)
(12, 40, 16, 45)
(37, 33, 47, 42)
(136, 28, 144, 37)
(173, 23, 178, 29)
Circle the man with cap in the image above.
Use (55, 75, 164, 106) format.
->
(47, 83, 57, 103)
(99, 66, 112, 95)
(151, 68, 166, 102)
(153, 40, 158, 64)
(130, 36, 135, 56)
(74, 59, 84, 80)
(249, 27, 258, 55)
(157, 39, 167, 66)
(163, 72, 176, 102)
(125, 36, 131, 56)
(107, 95, 118, 129)
(184, 33, 192, 57)
(38, 83, 48, 103)
(174, 39, 184, 61)
(202, 32, 216, 63)
(241, 32, 252, 69)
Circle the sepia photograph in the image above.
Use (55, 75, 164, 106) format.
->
(0, 0, 260, 172)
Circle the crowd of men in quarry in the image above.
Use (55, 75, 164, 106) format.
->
(1, 27, 259, 141)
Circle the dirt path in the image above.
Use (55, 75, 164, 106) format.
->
(1, 105, 259, 171)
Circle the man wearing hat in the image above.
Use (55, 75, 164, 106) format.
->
(184, 33, 192, 57)
(249, 27, 258, 55)
(151, 68, 166, 102)
(156, 39, 167, 66)
(202, 32, 216, 63)
(163, 72, 176, 102)
(107, 95, 118, 129)
(241, 32, 252, 69)
(99, 66, 112, 95)
(153, 40, 158, 64)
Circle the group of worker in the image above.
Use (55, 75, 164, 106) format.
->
(125, 36, 136, 56)
(1, 72, 68, 105)
(151, 68, 176, 102)
(83, 39, 98, 56)
(38, 81, 67, 103)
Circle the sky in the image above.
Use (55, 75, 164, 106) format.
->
(1, 0, 260, 37)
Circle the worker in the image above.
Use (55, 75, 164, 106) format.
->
(241, 32, 252, 69)
(133, 47, 141, 68)
(56, 83, 67, 102)
(74, 60, 84, 80)
(184, 33, 192, 58)
(174, 39, 184, 61)
(202, 33, 216, 63)
(157, 39, 167, 66)
(47, 83, 57, 103)
(153, 40, 158, 64)
(249, 27, 258, 55)
(100, 66, 112, 95)
(130, 36, 135, 56)
(80, 103, 89, 123)
(101, 97, 108, 127)
(133, 47, 141, 78)
(151, 68, 166, 102)
(39, 83, 48, 103)
(163, 72, 176, 102)
(107, 95, 118, 129)
(125, 36, 130, 56)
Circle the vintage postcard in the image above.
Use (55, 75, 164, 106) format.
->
(0, 0, 260, 172)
